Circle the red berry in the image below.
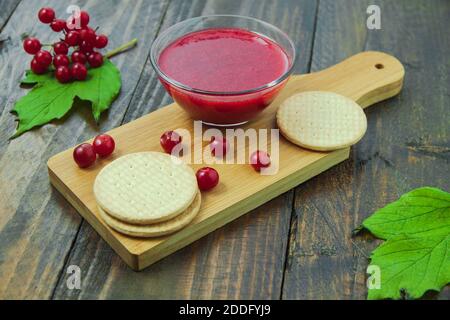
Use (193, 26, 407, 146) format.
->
(38, 7, 55, 24)
(250, 151, 271, 172)
(71, 62, 88, 81)
(53, 41, 69, 55)
(196, 167, 219, 191)
(210, 136, 229, 157)
(55, 66, 71, 83)
(64, 19, 75, 32)
(160, 131, 182, 154)
(93, 134, 115, 157)
(95, 34, 108, 49)
(80, 28, 96, 45)
(87, 52, 103, 68)
(30, 58, 47, 74)
(23, 38, 41, 54)
(73, 143, 96, 168)
(71, 50, 87, 64)
(79, 40, 94, 54)
(79, 11, 90, 27)
(35, 50, 52, 67)
(65, 31, 80, 46)
(53, 54, 70, 68)
(50, 19, 66, 32)
(66, 12, 88, 31)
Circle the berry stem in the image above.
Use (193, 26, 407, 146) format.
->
(105, 38, 138, 59)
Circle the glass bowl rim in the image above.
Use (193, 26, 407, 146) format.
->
(150, 14, 296, 96)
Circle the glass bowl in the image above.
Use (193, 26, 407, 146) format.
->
(150, 15, 296, 126)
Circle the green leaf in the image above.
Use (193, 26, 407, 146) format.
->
(368, 234, 449, 300)
(11, 59, 121, 138)
(360, 187, 450, 300)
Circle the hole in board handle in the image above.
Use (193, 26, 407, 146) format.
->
(375, 63, 384, 69)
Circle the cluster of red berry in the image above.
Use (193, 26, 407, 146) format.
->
(23, 7, 109, 83)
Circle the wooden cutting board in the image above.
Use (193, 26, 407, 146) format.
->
(48, 51, 404, 271)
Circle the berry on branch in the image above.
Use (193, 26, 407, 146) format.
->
(88, 52, 104, 68)
(71, 50, 87, 64)
(65, 31, 80, 46)
(79, 11, 90, 27)
(95, 35, 108, 49)
(30, 58, 47, 74)
(80, 28, 96, 45)
(50, 19, 66, 32)
(80, 40, 94, 54)
(71, 62, 88, 81)
(35, 50, 52, 67)
(54, 41, 69, 55)
(55, 66, 72, 83)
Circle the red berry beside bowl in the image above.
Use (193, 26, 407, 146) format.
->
(250, 151, 271, 172)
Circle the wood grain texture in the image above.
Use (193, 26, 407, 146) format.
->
(0, 0, 168, 299)
(282, 0, 450, 300)
(52, 0, 319, 300)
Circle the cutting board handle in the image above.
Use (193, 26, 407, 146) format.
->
(286, 51, 405, 109)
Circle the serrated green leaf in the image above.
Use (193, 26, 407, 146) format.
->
(360, 187, 450, 300)
(11, 59, 121, 138)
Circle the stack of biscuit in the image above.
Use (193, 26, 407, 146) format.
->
(94, 152, 201, 238)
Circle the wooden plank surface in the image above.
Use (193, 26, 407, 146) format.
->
(0, 0, 169, 299)
(52, 0, 319, 300)
(282, 0, 450, 300)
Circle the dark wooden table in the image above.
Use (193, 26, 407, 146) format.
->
(0, 0, 448, 300)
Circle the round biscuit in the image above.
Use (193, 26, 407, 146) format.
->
(277, 91, 367, 151)
(94, 152, 197, 225)
(98, 191, 201, 238)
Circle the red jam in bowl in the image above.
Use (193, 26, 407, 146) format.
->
(157, 28, 291, 125)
